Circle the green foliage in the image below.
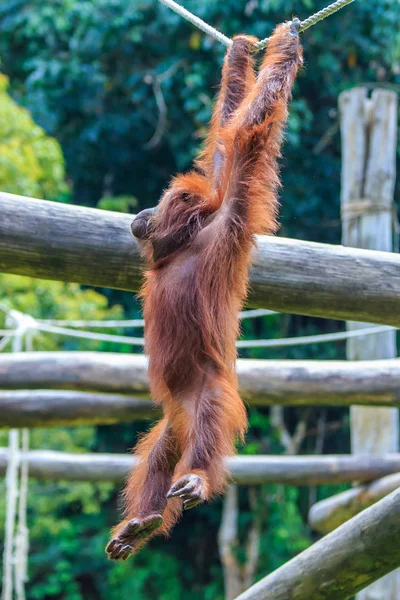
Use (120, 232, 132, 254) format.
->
(0, 0, 398, 598)
(0, 73, 67, 200)
(0, 274, 123, 351)
(0, 61, 125, 599)
(97, 195, 138, 213)
(253, 485, 310, 575)
(0, 273, 125, 598)
(1, 0, 399, 228)
(108, 551, 183, 600)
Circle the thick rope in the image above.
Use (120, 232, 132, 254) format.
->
(158, 0, 232, 46)
(299, 0, 355, 32)
(256, 0, 355, 49)
(157, 0, 356, 51)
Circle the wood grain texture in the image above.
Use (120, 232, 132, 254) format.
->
(1, 192, 400, 324)
(309, 472, 400, 534)
(0, 390, 157, 427)
(235, 488, 400, 600)
(340, 88, 399, 600)
(1, 353, 400, 427)
(341, 88, 399, 456)
(1, 449, 400, 485)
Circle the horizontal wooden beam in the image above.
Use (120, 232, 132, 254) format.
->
(1, 449, 400, 485)
(0, 352, 150, 394)
(1, 354, 400, 427)
(309, 472, 400, 534)
(1, 192, 400, 324)
(235, 488, 400, 600)
(0, 390, 156, 427)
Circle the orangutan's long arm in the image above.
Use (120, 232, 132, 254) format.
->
(221, 20, 303, 237)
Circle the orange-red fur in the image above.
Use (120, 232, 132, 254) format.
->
(107, 22, 302, 561)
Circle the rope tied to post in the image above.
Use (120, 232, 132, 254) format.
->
(341, 199, 394, 221)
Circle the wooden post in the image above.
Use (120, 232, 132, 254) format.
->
(340, 87, 399, 599)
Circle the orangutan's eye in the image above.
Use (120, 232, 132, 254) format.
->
(181, 193, 191, 202)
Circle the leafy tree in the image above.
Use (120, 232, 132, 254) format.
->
(0, 73, 67, 200)
(0, 280, 129, 600)
(0, 0, 399, 238)
(0, 0, 399, 598)
(0, 53, 126, 600)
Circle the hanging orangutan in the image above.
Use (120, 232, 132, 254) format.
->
(106, 19, 303, 561)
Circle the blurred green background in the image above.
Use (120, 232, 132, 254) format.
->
(0, 0, 399, 598)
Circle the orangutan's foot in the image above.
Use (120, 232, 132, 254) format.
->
(167, 474, 207, 510)
(106, 514, 163, 560)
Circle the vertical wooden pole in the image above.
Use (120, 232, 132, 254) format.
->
(340, 87, 399, 599)
(219, 485, 242, 600)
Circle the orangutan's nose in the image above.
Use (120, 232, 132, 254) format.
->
(131, 208, 157, 240)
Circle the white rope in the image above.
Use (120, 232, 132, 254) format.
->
(12, 325, 31, 600)
(237, 325, 395, 348)
(255, 0, 356, 49)
(3, 309, 397, 351)
(14, 429, 29, 600)
(37, 318, 146, 328)
(0, 337, 12, 352)
(1, 430, 19, 600)
(1, 317, 32, 600)
(35, 322, 145, 346)
(158, 0, 232, 46)
(0, 303, 12, 316)
(157, 0, 356, 51)
(34, 317, 396, 350)
(298, 0, 355, 32)
(239, 309, 278, 319)
(37, 309, 277, 329)
(1, 324, 24, 600)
